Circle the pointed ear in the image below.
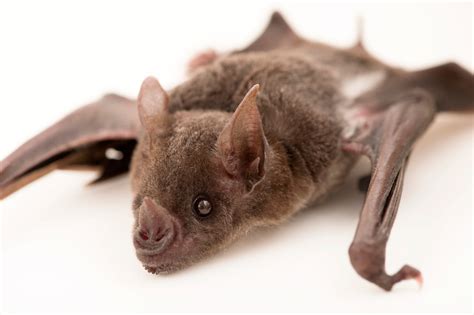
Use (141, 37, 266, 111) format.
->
(137, 76, 169, 132)
(217, 84, 266, 190)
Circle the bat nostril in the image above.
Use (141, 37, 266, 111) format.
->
(138, 229, 149, 241)
(136, 226, 168, 245)
(136, 197, 176, 251)
(154, 228, 167, 242)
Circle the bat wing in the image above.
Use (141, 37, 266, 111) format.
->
(236, 12, 304, 53)
(342, 63, 473, 290)
(237, 11, 376, 60)
(0, 94, 140, 199)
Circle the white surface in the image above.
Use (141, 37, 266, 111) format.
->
(1, 1, 472, 313)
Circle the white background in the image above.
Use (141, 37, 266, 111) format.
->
(0, 0, 472, 312)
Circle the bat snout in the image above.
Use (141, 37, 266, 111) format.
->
(134, 197, 176, 255)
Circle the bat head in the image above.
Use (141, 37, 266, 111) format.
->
(130, 77, 271, 274)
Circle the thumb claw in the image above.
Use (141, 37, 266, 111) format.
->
(391, 264, 423, 289)
(414, 273, 424, 289)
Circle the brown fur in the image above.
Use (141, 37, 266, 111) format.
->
(130, 49, 354, 272)
(2, 11, 472, 290)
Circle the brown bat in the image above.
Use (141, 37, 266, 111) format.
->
(1, 12, 473, 291)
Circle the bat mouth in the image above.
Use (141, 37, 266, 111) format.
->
(134, 226, 176, 255)
(135, 230, 200, 275)
(135, 232, 176, 263)
(136, 249, 178, 275)
(134, 225, 195, 274)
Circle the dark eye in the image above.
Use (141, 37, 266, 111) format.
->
(192, 195, 212, 217)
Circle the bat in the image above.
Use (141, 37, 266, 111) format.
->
(1, 12, 473, 291)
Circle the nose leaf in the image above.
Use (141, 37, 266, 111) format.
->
(136, 197, 173, 252)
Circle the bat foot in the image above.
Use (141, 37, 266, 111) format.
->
(415, 273, 424, 289)
(187, 49, 218, 74)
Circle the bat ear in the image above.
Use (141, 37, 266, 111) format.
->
(137, 76, 169, 132)
(217, 84, 266, 191)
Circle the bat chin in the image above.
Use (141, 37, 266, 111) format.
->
(139, 254, 193, 276)
(144, 265, 160, 274)
(136, 251, 185, 275)
(142, 262, 184, 275)
(136, 247, 179, 273)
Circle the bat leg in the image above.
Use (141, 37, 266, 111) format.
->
(187, 49, 219, 75)
(345, 89, 436, 290)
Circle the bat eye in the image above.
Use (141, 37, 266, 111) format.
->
(192, 195, 212, 217)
